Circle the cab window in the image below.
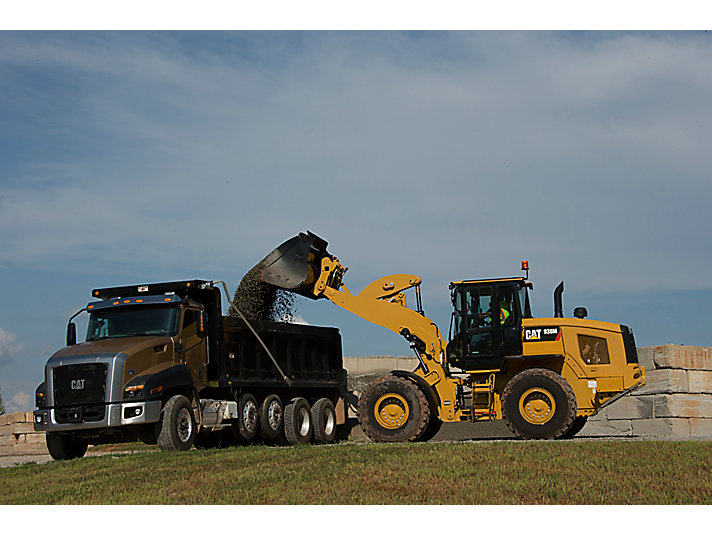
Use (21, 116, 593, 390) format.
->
(578, 335, 610, 365)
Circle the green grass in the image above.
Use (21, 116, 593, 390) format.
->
(1, 440, 711, 504)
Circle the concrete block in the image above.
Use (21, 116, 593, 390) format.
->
(688, 371, 712, 394)
(1, 412, 26, 425)
(653, 345, 712, 371)
(654, 394, 712, 418)
(689, 418, 712, 439)
(632, 417, 690, 437)
(0, 424, 14, 437)
(15, 434, 26, 445)
(636, 369, 688, 395)
(24, 433, 47, 445)
(0, 434, 17, 446)
(579, 418, 632, 437)
(637, 346, 655, 372)
(0, 444, 19, 456)
(343, 356, 419, 376)
(12, 423, 35, 434)
(604, 396, 654, 420)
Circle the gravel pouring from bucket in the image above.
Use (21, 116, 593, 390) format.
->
(261, 231, 331, 299)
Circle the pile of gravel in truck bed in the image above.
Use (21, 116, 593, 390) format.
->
(230, 259, 296, 322)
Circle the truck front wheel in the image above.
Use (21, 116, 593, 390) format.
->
(501, 368, 576, 440)
(46, 432, 88, 460)
(157, 395, 196, 451)
(357, 376, 430, 443)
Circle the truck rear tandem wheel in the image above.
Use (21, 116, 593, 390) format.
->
(357, 376, 430, 443)
(283, 397, 313, 445)
(310, 397, 337, 444)
(501, 368, 577, 440)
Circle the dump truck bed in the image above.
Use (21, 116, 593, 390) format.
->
(215, 317, 345, 390)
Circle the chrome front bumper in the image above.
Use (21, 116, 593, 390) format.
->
(34, 400, 162, 432)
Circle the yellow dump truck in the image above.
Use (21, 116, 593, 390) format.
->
(260, 231, 645, 441)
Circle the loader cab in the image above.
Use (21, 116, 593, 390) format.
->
(447, 278, 531, 371)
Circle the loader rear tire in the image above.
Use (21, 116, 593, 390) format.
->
(560, 415, 588, 439)
(358, 376, 430, 443)
(502, 368, 576, 440)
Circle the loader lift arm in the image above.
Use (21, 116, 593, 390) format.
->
(260, 232, 460, 422)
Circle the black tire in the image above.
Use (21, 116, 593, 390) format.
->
(232, 394, 259, 442)
(283, 397, 313, 445)
(157, 395, 196, 451)
(502, 368, 576, 440)
(560, 415, 588, 439)
(311, 398, 337, 444)
(194, 429, 232, 449)
(357, 376, 430, 443)
(415, 416, 443, 442)
(258, 394, 283, 440)
(46, 432, 88, 460)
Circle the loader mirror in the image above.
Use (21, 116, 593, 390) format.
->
(66, 322, 77, 346)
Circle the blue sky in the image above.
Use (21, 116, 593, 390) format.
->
(1, 30, 711, 413)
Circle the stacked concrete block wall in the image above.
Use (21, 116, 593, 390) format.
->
(581, 345, 712, 439)
(0, 412, 48, 456)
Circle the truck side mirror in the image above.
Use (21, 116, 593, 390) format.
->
(67, 322, 77, 346)
(197, 310, 207, 338)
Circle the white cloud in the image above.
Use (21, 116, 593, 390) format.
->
(0, 32, 710, 297)
(0, 328, 23, 364)
(5, 391, 32, 414)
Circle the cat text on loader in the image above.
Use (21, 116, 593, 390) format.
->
(261, 232, 646, 441)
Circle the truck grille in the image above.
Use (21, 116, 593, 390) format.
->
(53, 363, 108, 407)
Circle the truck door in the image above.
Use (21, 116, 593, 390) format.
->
(177, 307, 208, 389)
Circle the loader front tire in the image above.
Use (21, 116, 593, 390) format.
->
(502, 368, 576, 440)
(358, 376, 430, 442)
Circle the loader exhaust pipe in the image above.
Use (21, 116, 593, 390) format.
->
(260, 231, 332, 300)
(554, 281, 564, 318)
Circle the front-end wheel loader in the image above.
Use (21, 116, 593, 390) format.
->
(259, 231, 645, 441)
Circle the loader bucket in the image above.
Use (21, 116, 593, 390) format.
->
(260, 231, 331, 299)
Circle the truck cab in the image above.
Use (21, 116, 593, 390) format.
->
(34, 280, 218, 445)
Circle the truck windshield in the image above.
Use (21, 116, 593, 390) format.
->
(86, 305, 180, 341)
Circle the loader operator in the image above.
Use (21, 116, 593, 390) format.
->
(481, 296, 510, 325)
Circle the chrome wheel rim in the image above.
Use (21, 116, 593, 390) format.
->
(267, 400, 282, 431)
(242, 400, 258, 433)
(176, 407, 193, 442)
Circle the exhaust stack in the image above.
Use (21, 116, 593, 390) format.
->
(554, 281, 564, 318)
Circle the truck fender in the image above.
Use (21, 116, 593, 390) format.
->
(142, 364, 196, 402)
(390, 370, 440, 417)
